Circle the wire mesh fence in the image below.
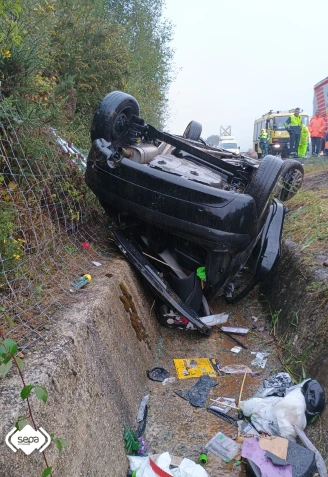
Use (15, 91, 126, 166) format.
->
(0, 95, 114, 350)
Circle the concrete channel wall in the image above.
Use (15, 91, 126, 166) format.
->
(0, 259, 159, 477)
(262, 239, 328, 447)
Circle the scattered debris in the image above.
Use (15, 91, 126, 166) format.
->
(221, 326, 249, 335)
(124, 425, 144, 456)
(237, 420, 260, 437)
(137, 395, 149, 422)
(294, 425, 328, 477)
(147, 367, 170, 382)
(92, 261, 102, 266)
(187, 313, 229, 329)
(224, 282, 235, 298)
(198, 452, 208, 465)
(240, 387, 307, 439)
(220, 329, 248, 349)
(254, 372, 294, 398)
(81, 241, 90, 250)
(128, 452, 209, 477)
(207, 407, 239, 427)
(209, 397, 237, 414)
(71, 273, 92, 290)
(251, 351, 269, 368)
(243, 436, 319, 477)
(162, 377, 176, 386)
(220, 364, 253, 374)
(205, 431, 241, 462)
(242, 437, 293, 477)
(251, 316, 259, 322)
(175, 375, 218, 408)
(259, 436, 289, 460)
(173, 358, 220, 379)
(231, 346, 242, 353)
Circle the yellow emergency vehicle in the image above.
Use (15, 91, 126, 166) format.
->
(253, 110, 309, 158)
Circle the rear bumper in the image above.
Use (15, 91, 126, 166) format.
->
(85, 143, 259, 251)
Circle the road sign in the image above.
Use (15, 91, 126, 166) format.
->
(220, 126, 231, 136)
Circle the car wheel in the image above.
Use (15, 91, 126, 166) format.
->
(183, 120, 202, 141)
(91, 91, 140, 146)
(276, 159, 304, 201)
(246, 155, 283, 217)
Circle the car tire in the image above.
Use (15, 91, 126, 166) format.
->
(277, 159, 304, 201)
(246, 155, 283, 216)
(91, 91, 140, 146)
(183, 120, 202, 141)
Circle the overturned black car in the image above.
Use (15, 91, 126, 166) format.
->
(85, 91, 304, 335)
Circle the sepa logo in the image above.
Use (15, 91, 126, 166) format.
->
(5, 424, 51, 455)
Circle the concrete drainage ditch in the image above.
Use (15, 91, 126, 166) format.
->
(1, 243, 327, 476)
(0, 259, 160, 476)
(262, 239, 328, 454)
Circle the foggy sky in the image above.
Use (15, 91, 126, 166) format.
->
(164, 0, 328, 149)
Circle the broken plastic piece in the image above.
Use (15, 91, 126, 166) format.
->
(220, 364, 253, 374)
(210, 397, 236, 414)
(137, 394, 149, 422)
(92, 261, 102, 266)
(237, 421, 260, 437)
(251, 352, 269, 368)
(196, 266, 206, 281)
(207, 407, 239, 427)
(147, 367, 170, 382)
(231, 346, 242, 353)
(186, 313, 229, 329)
(205, 432, 241, 462)
(255, 372, 293, 398)
(221, 326, 249, 335)
(162, 377, 176, 386)
(175, 375, 218, 408)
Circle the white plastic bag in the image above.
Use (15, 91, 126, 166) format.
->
(128, 452, 209, 477)
(240, 388, 307, 440)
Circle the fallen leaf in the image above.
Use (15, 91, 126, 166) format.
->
(8, 181, 17, 191)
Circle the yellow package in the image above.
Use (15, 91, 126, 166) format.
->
(173, 358, 220, 380)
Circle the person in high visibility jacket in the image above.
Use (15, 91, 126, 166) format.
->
(320, 113, 327, 155)
(298, 124, 309, 158)
(308, 110, 326, 156)
(258, 129, 269, 157)
(285, 108, 302, 156)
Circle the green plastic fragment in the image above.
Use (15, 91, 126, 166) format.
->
(197, 266, 206, 281)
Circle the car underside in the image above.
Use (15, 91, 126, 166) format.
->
(85, 91, 304, 335)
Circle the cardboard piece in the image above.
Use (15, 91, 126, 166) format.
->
(259, 436, 288, 461)
(242, 438, 292, 477)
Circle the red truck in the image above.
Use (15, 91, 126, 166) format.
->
(313, 77, 328, 154)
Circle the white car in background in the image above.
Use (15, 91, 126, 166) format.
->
(219, 136, 240, 155)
